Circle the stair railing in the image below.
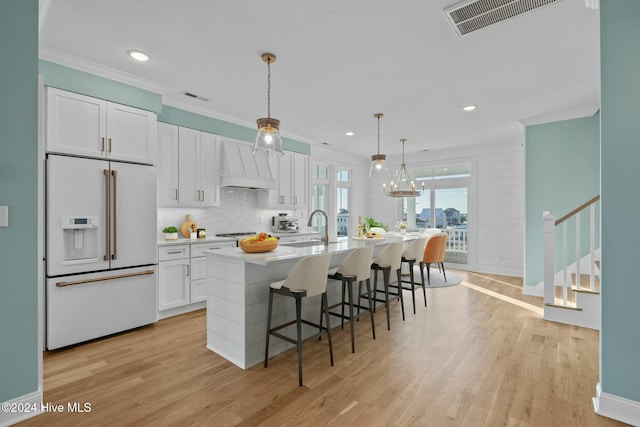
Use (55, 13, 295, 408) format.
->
(543, 195, 600, 306)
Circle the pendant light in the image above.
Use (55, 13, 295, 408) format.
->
(369, 113, 388, 177)
(383, 139, 424, 197)
(253, 53, 284, 156)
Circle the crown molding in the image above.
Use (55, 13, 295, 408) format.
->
(38, 46, 167, 95)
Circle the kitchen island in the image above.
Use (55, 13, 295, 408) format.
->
(204, 234, 418, 369)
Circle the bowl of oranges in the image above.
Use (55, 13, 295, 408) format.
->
(239, 232, 279, 253)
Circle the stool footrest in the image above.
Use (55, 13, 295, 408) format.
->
(269, 319, 329, 346)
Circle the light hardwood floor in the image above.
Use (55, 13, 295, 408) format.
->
(18, 270, 628, 426)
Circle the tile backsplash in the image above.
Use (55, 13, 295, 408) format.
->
(157, 187, 309, 239)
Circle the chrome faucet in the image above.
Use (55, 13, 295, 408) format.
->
(308, 209, 329, 245)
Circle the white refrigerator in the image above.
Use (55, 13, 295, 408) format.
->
(46, 154, 158, 349)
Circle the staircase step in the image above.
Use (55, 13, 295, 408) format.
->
(571, 273, 600, 292)
(545, 302, 583, 311)
(554, 286, 577, 303)
(573, 286, 600, 295)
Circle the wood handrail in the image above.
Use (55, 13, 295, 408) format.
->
(555, 195, 600, 226)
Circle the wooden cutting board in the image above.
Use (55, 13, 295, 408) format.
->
(180, 214, 197, 238)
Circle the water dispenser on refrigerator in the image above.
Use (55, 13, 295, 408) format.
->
(60, 216, 99, 264)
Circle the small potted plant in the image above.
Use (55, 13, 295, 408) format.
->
(162, 226, 179, 240)
(396, 221, 408, 234)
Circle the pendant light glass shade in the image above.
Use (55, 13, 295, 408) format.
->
(254, 117, 283, 155)
(383, 139, 424, 198)
(369, 113, 387, 177)
(253, 53, 284, 156)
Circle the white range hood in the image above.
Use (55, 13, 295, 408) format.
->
(220, 140, 277, 189)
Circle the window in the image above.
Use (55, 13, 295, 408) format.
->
(336, 169, 350, 236)
(310, 163, 352, 238)
(311, 164, 329, 235)
(404, 163, 470, 265)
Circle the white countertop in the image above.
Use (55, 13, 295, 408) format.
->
(157, 236, 236, 247)
(204, 233, 424, 266)
(158, 231, 320, 247)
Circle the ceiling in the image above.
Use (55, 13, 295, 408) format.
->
(38, 0, 600, 159)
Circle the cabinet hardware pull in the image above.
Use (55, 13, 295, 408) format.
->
(108, 138, 112, 153)
(202, 190, 205, 201)
(186, 264, 190, 277)
(103, 169, 110, 260)
(167, 250, 183, 254)
(101, 137, 105, 152)
(56, 269, 154, 287)
(175, 188, 178, 200)
(111, 170, 118, 260)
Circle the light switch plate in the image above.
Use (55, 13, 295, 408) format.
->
(0, 206, 8, 227)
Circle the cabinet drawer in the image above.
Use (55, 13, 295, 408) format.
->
(191, 241, 235, 257)
(158, 245, 190, 261)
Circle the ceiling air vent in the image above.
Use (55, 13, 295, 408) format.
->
(183, 92, 210, 102)
(444, 0, 563, 37)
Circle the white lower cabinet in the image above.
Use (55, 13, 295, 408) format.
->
(158, 241, 234, 317)
(158, 245, 190, 311)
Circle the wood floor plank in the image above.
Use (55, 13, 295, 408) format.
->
(16, 270, 630, 427)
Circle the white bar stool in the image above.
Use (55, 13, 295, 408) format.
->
(370, 241, 405, 330)
(399, 237, 429, 313)
(325, 246, 376, 353)
(264, 253, 333, 387)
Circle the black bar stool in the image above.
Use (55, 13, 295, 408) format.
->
(264, 253, 333, 387)
(398, 237, 429, 313)
(324, 246, 375, 353)
(369, 241, 405, 330)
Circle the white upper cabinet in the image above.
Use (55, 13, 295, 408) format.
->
(46, 87, 156, 164)
(157, 122, 180, 206)
(258, 151, 308, 209)
(157, 123, 220, 208)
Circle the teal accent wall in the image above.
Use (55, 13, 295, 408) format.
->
(524, 113, 600, 286)
(158, 105, 310, 155)
(38, 63, 310, 155)
(600, 0, 640, 403)
(0, 0, 39, 402)
(39, 60, 162, 113)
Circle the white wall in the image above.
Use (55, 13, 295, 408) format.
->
(157, 138, 524, 278)
(157, 188, 308, 239)
(366, 137, 525, 277)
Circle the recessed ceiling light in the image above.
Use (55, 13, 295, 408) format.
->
(345, 131, 354, 136)
(463, 104, 477, 111)
(128, 50, 150, 62)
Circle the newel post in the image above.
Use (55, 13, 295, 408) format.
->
(543, 211, 556, 305)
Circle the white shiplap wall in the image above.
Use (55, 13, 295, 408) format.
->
(365, 138, 525, 277)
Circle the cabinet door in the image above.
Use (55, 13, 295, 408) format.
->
(158, 259, 190, 310)
(106, 102, 156, 164)
(46, 87, 106, 158)
(157, 123, 180, 207)
(190, 256, 208, 303)
(178, 127, 200, 206)
(278, 152, 294, 208)
(292, 152, 308, 208)
(199, 132, 220, 207)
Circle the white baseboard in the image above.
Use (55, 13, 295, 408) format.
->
(0, 389, 42, 427)
(522, 281, 544, 297)
(593, 383, 640, 426)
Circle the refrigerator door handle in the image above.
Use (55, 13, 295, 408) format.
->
(56, 269, 155, 287)
(103, 169, 110, 261)
(111, 170, 118, 260)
